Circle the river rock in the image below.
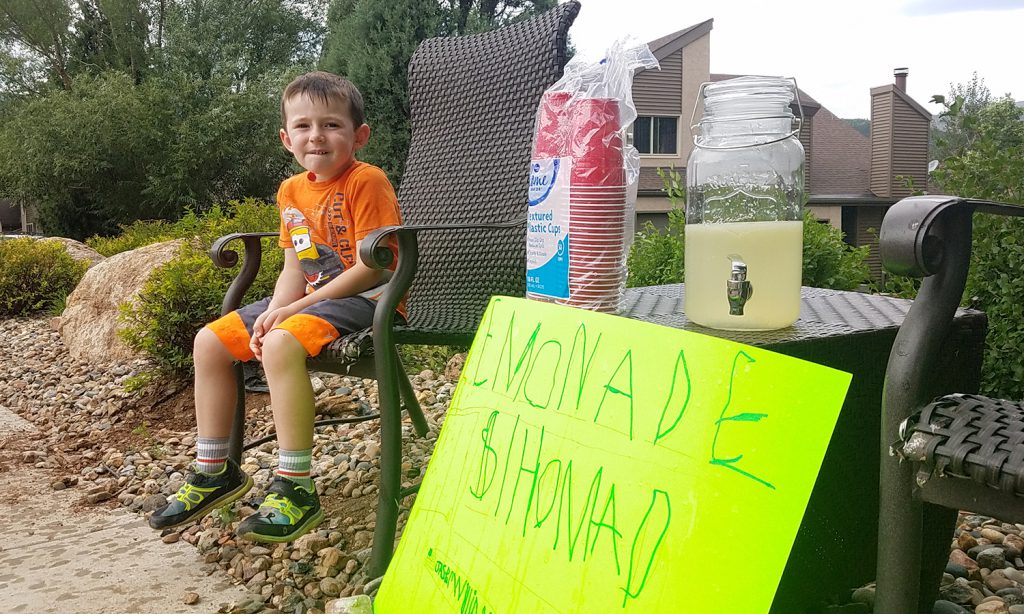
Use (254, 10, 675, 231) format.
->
(976, 600, 1011, 614)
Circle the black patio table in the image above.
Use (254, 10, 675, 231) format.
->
(619, 283, 987, 613)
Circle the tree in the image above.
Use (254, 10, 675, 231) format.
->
(0, 0, 77, 89)
(68, 0, 152, 83)
(445, 0, 556, 35)
(930, 86, 1024, 399)
(321, 0, 556, 184)
(930, 72, 992, 161)
(0, 70, 292, 238)
(0, 0, 326, 237)
(0, 72, 172, 237)
(320, 0, 439, 184)
(933, 94, 1023, 204)
(158, 0, 323, 86)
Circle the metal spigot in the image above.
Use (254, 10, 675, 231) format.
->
(727, 258, 753, 316)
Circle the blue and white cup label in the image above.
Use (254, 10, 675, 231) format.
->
(527, 157, 570, 299)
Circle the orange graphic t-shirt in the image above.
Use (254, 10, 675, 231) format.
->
(277, 162, 404, 317)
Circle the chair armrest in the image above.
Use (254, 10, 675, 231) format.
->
(358, 219, 524, 269)
(880, 195, 1024, 278)
(209, 232, 279, 316)
(880, 196, 1023, 435)
(210, 232, 279, 268)
(358, 218, 526, 327)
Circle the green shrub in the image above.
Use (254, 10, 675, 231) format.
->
(119, 241, 282, 374)
(86, 220, 178, 256)
(0, 238, 89, 317)
(872, 273, 920, 300)
(801, 214, 872, 290)
(86, 198, 280, 256)
(626, 167, 686, 288)
(116, 200, 282, 374)
(626, 207, 686, 288)
(626, 208, 871, 291)
(964, 215, 1024, 399)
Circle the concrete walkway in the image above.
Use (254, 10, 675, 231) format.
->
(0, 407, 249, 614)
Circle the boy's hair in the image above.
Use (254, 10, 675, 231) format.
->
(280, 71, 365, 128)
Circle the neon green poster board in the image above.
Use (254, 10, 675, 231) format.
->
(375, 296, 851, 613)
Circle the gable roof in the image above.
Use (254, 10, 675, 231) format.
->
(810, 107, 873, 197)
(646, 19, 714, 60)
(870, 84, 932, 120)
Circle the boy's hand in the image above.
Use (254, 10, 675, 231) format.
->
(250, 304, 301, 360)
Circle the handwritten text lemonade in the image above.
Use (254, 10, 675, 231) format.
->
(373, 296, 850, 614)
(453, 299, 778, 607)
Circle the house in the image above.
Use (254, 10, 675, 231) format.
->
(0, 199, 24, 233)
(630, 21, 932, 277)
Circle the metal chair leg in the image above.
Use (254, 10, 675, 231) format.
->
(394, 348, 429, 438)
(919, 504, 958, 613)
(369, 345, 403, 578)
(876, 454, 925, 613)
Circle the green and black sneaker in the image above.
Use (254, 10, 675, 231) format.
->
(236, 476, 323, 543)
(148, 459, 253, 530)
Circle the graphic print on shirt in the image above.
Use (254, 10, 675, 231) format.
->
(282, 206, 344, 288)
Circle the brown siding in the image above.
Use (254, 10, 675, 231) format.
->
(633, 50, 683, 116)
(890, 98, 929, 197)
(870, 93, 893, 197)
(855, 207, 886, 280)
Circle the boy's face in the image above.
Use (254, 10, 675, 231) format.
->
(280, 94, 369, 182)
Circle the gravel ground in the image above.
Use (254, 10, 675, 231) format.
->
(4, 314, 1024, 614)
(0, 315, 452, 614)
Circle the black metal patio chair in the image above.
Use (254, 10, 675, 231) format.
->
(875, 195, 1024, 613)
(208, 1, 580, 577)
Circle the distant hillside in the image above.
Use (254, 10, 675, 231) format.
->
(844, 118, 870, 137)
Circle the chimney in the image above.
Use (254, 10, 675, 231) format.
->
(894, 67, 908, 92)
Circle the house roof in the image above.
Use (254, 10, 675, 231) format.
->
(646, 19, 714, 61)
(809, 106, 873, 197)
(870, 84, 932, 120)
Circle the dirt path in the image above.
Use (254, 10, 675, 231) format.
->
(0, 407, 249, 614)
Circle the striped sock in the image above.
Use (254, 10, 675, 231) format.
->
(277, 448, 313, 491)
(196, 436, 229, 475)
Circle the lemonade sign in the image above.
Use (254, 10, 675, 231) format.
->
(375, 296, 851, 613)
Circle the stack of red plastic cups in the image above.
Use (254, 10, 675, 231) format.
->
(532, 91, 572, 158)
(563, 97, 626, 313)
(527, 92, 627, 313)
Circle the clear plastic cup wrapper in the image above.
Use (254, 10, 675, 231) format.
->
(525, 38, 657, 313)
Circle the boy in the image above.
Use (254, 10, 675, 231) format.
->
(149, 72, 402, 543)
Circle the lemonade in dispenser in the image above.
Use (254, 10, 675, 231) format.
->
(684, 76, 805, 330)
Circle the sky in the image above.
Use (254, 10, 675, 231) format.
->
(568, 0, 1024, 119)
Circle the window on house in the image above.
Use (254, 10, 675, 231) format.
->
(633, 116, 678, 155)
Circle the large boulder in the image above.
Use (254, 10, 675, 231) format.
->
(59, 240, 185, 362)
(38, 237, 105, 268)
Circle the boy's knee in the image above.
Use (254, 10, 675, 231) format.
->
(261, 329, 307, 368)
(194, 327, 227, 361)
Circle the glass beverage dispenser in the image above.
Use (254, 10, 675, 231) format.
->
(684, 76, 805, 331)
